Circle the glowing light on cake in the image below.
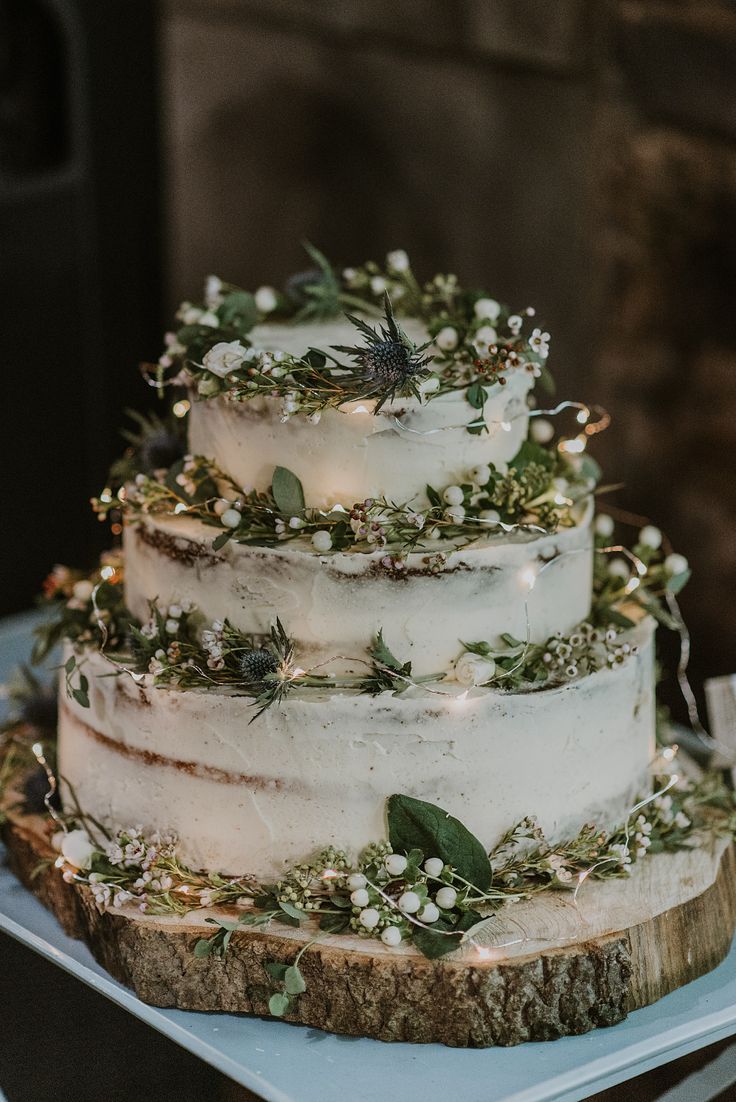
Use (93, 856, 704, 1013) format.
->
(100, 565, 116, 580)
(519, 564, 537, 591)
(173, 399, 190, 418)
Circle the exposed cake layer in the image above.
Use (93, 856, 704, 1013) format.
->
(58, 620, 656, 878)
(188, 324, 533, 509)
(123, 501, 594, 676)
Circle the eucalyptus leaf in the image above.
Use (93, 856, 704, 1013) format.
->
(284, 965, 306, 995)
(271, 467, 306, 517)
(278, 900, 305, 922)
(193, 938, 213, 958)
(269, 992, 291, 1017)
(264, 962, 289, 981)
(387, 794, 492, 891)
(466, 382, 487, 410)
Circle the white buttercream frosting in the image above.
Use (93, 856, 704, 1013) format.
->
(188, 316, 534, 508)
(123, 501, 593, 676)
(58, 621, 656, 878)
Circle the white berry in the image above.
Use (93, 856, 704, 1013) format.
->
(474, 297, 501, 322)
(347, 873, 367, 891)
(435, 886, 457, 909)
(385, 854, 408, 876)
(418, 902, 440, 924)
(470, 465, 491, 486)
(311, 530, 333, 553)
(221, 508, 242, 529)
(665, 553, 689, 576)
(594, 513, 614, 538)
(435, 326, 459, 352)
(639, 525, 662, 550)
(386, 249, 410, 273)
(359, 907, 380, 929)
(380, 925, 402, 947)
(398, 891, 422, 914)
(530, 418, 554, 444)
(350, 888, 370, 908)
(370, 275, 387, 295)
(480, 509, 500, 526)
(443, 485, 464, 506)
(424, 857, 444, 878)
(254, 285, 278, 313)
(608, 557, 630, 579)
(445, 505, 465, 523)
(72, 580, 94, 602)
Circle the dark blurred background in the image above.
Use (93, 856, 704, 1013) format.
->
(2, 4, 736, 1100)
(2, 0, 736, 691)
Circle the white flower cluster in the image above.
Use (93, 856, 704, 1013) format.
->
(201, 620, 226, 670)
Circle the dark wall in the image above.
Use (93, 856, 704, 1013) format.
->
(0, 0, 162, 614)
(3, 0, 735, 694)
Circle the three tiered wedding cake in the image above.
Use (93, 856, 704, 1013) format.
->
(51, 246, 679, 887)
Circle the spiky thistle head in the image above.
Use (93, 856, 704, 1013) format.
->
(240, 647, 278, 683)
(331, 294, 433, 401)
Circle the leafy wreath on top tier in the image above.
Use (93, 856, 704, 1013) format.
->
(152, 244, 553, 424)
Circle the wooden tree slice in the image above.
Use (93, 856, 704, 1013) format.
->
(3, 804, 736, 1048)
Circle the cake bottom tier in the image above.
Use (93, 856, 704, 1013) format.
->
(58, 621, 656, 878)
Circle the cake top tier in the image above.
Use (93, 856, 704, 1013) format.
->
(154, 246, 552, 506)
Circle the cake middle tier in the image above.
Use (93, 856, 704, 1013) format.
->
(123, 502, 594, 676)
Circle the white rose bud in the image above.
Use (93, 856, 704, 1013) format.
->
(202, 340, 247, 378)
(386, 249, 410, 272)
(639, 525, 662, 550)
(435, 326, 459, 352)
(255, 285, 278, 314)
(454, 653, 496, 687)
(61, 829, 95, 871)
(530, 418, 554, 444)
(474, 298, 501, 322)
(473, 325, 498, 354)
(594, 513, 615, 538)
(665, 553, 689, 576)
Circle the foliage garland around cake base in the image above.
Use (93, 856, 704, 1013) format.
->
(1, 704, 734, 1019)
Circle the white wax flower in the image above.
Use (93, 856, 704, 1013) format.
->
(386, 249, 410, 272)
(198, 311, 220, 328)
(370, 275, 387, 295)
(454, 653, 496, 686)
(61, 829, 95, 870)
(202, 340, 247, 377)
(255, 285, 278, 313)
(474, 297, 501, 322)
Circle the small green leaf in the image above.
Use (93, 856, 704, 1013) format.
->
(277, 900, 304, 922)
(212, 529, 234, 551)
(412, 922, 462, 959)
(65, 655, 76, 674)
(387, 794, 492, 892)
(666, 568, 691, 596)
(194, 938, 213, 958)
(460, 640, 493, 657)
(466, 382, 487, 410)
(72, 689, 90, 709)
(304, 348, 327, 369)
(218, 290, 257, 332)
(272, 467, 306, 517)
(269, 992, 291, 1017)
(510, 440, 554, 472)
(319, 912, 350, 933)
(284, 965, 306, 995)
(264, 962, 289, 981)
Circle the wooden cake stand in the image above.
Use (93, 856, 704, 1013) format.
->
(3, 794, 735, 1048)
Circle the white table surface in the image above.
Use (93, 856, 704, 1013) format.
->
(2, 608, 736, 1102)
